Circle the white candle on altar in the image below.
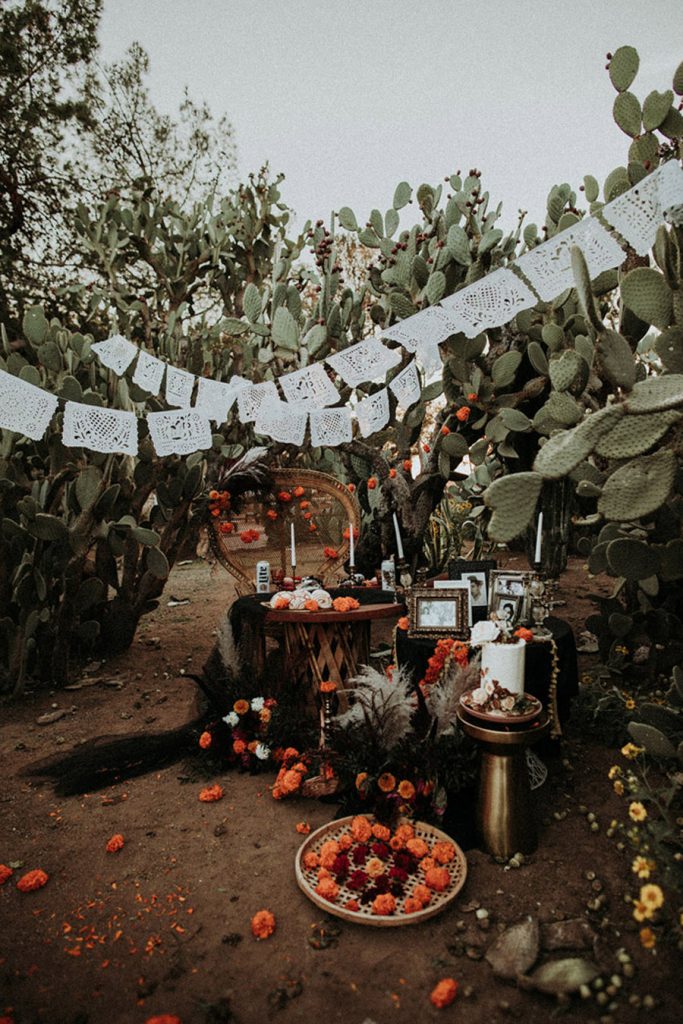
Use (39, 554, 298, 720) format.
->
(349, 521, 355, 565)
(393, 512, 404, 560)
(290, 521, 296, 569)
(534, 511, 543, 564)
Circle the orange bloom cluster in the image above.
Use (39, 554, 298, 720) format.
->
(514, 627, 534, 642)
(372, 893, 396, 915)
(315, 877, 340, 902)
(430, 978, 458, 1008)
(304, 599, 319, 612)
(421, 638, 469, 693)
(251, 908, 276, 939)
(293, 486, 305, 498)
(398, 780, 416, 800)
(0, 864, 13, 885)
(145, 1016, 182, 1024)
(218, 521, 234, 534)
(425, 865, 451, 891)
(403, 459, 412, 472)
(432, 841, 457, 864)
(389, 468, 397, 478)
(351, 815, 373, 842)
(299, 499, 310, 509)
(332, 596, 360, 612)
(234, 699, 249, 714)
(273, 596, 290, 609)
(323, 546, 338, 559)
(209, 490, 233, 533)
(278, 491, 292, 502)
(319, 680, 337, 693)
(440, 425, 450, 436)
(16, 869, 49, 892)
(198, 731, 212, 749)
(198, 784, 224, 803)
(455, 406, 470, 422)
(343, 526, 359, 541)
(106, 834, 125, 853)
(266, 509, 278, 520)
(272, 749, 309, 800)
(397, 616, 410, 631)
(467, 392, 478, 402)
(377, 772, 396, 793)
(239, 529, 260, 544)
(295, 822, 311, 835)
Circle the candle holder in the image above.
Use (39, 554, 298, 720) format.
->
(318, 681, 338, 749)
(394, 559, 413, 604)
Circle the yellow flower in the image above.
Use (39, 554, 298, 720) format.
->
(625, 699, 635, 710)
(608, 765, 622, 780)
(629, 801, 647, 822)
(621, 742, 643, 760)
(639, 926, 656, 949)
(640, 883, 664, 910)
(613, 780, 625, 796)
(632, 856, 653, 879)
(633, 899, 653, 922)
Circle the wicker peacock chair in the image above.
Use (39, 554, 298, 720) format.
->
(207, 468, 361, 595)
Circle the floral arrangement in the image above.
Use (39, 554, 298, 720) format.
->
(462, 678, 539, 717)
(419, 637, 469, 697)
(198, 696, 275, 770)
(270, 746, 336, 799)
(268, 590, 360, 613)
(470, 619, 534, 646)
(300, 814, 460, 917)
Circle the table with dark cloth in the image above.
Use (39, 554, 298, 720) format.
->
(394, 616, 579, 733)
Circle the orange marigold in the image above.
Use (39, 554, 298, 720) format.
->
(145, 1016, 182, 1024)
(413, 883, 432, 906)
(390, 836, 404, 852)
(303, 511, 312, 520)
(351, 815, 373, 842)
(347, 482, 356, 492)
(199, 731, 212, 749)
(423, 443, 430, 453)
(467, 392, 478, 402)
(406, 837, 430, 859)
(278, 491, 292, 502)
(299, 499, 310, 509)
(419, 857, 436, 874)
(402, 459, 412, 472)
(308, 522, 318, 532)
(371, 822, 391, 841)
(371, 893, 396, 916)
(455, 406, 470, 422)
(304, 599, 319, 611)
(377, 772, 396, 793)
(397, 780, 415, 801)
(323, 546, 338, 559)
(303, 851, 319, 870)
(16, 869, 49, 892)
(319, 839, 341, 869)
(198, 784, 224, 803)
(293, 486, 305, 498)
(266, 509, 278, 520)
(251, 909, 276, 940)
(233, 739, 247, 755)
(281, 768, 305, 794)
(218, 521, 234, 534)
(295, 822, 311, 835)
(320, 680, 337, 693)
(425, 865, 451, 892)
(397, 616, 409, 631)
(315, 877, 340, 902)
(0, 864, 13, 885)
(389, 467, 397, 478)
(260, 707, 272, 724)
(432, 841, 456, 864)
(106, 834, 125, 853)
(514, 627, 534, 643)
(233, 699, 249, 715)
(404, 895, 423, 914)
(440, 425, 450, 436)
(345, 898, 360, 912)
(395, 822, 415, 843)
(273, 597, 290, 609)
(338, 833, 353, 850)
(210, 507, 221, 517)
(639, 926, 656, 949)
(209, 490, 219, 500)
(430, 977, 458, 1008)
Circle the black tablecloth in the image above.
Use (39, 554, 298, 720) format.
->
(230, 588, 400, 643)
(395, 616, 578, 725)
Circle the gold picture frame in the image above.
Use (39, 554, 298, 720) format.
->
(408, 586, 469, 639)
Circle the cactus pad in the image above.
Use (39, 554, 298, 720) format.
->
(606, 537, 661, 580)
(484, 472, 543, 542)
(654, 327, 683, 373)
(548, 349, 586, 392)
(533, 406, 625, 478)
(594, 409, 680, 458)
(609, 46, 640, 93)
(620, 268, 673, 330)
(598, 450, 677, 521)
(595, 330, 636, 391)
(613, 92, 642, 137)
(624, 374, 683, 413)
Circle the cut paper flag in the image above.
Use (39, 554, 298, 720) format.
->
(383, 305, 460, 353)
(389, 360, 421, 408)
(255, 398, 308, 445)
(91, 334, 138, 375)
(237, 381, 279, 423)
(147, 409, 212, 457)
(356, 388, 389, 438)
(194, 377, 238, 424)
(440, 268, 536, 337)
(657, 158, 683, 226)
(165, 365, 195, 407)
(279, 363, 339, 408)
(517, 217, 625, 301)
(326, 338, 401, 387)
(62, 402, 138, 456)
(309, 406, 353, 447)
(0, 368, 58, 440)
(602, 168, 663, 256)
(132, 349, 166, 395)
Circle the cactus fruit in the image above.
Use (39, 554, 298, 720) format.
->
(594, 409, 680, 458)
(606, 537, 661, 580)
(598, 450, 677, 521)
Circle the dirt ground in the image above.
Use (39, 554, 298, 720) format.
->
(0, 555, 678, 1024)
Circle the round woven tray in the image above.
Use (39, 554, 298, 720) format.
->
(295, 815, 467, 927)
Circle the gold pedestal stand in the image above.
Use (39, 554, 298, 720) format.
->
(457, 709, 550, 859)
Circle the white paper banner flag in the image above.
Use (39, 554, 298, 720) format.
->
(389, 360, 421, 408)
(279, 363, 339, 408)
(356, 388, 389, 438)
(91, 334, 137, 375)
(194, 377, 237, 424)
(132, 350, 165, 395)
(517, 217, 625, 301)
(326, 338, 401, 387)
(382, 305, 461, 352)
(63, 402, 138, 455)
(147, 409, 212, 456)
(658, 158, 683, 226)
(0, 369, 58, 440)
(440, 268, 536, 337)
(309, 406, 353, 447)
(165, 365, 195, 407)
(255, 398, 308, 445)
(236, 380, 279, 423)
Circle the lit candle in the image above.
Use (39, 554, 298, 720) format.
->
(534, 511, 543, 564)
(349, 521, 355, 566)
(290, 521, 296, 570)
(392, 512, 404, 561)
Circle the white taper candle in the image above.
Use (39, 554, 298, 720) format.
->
(393, 512, 404, 560)
(349, 521, 355, 565)
(290, 521, 296, 569)
(534, 511, 543, 564)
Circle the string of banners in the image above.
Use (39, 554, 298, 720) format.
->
(1, 160, 682, 457)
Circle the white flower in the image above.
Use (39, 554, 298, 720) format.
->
(250, 697, 265, 712)
(269, 591, 291, 608)
(311, 588, 332, 609)
(255, 743, 270, 761)
(484, 679, 495, 697)
(501, 695, 516, 711)
(288, 594, 307, 609)
(470, 686, 488, 705)
(222, 711, 239, 727)
(470, 619, 501, 645)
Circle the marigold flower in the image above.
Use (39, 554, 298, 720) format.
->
(432, 841, 456, 864)
(371, 823, 391, 841)
(389, 467, 397, 478)
(209, 490, 220, 500)
(295, 821, 311, 835)
(303, 851, 319, 870)
(315, 877, 340, 902)
(303, 510, 313, 520)
(293, 486, 305, 498)
(395, 822, 415, 843)
(419, 856, 436, 874)
(404, 895, 423, 914)
(338, 833, 353, 850)
(422, 443, 430, 453)
(351, 815, 372, 842)
(199, 784, 224, 803)
(629, 801, 647, 822)
(281, 768, 305, 794)
(467, 392, 478, 402)
(365, 857, 385, 879)
(430, 978, 458, 1008)
(397, 616, 410, 631)
(266, 509, 278, 520)
(218, 521, 234, 534)
(425, 866, 450, 892)
(106, 833, 125, 853)
(355, 772, 369, 793)
(320, 839, 341, 868)
(199, 731, 212, 749)
(621, 742, 643, 760)
(16, 869, 49, 893)
(240, 530, 254, 543)
(367, 476, 377, 490)
(514, 627, 534, 642)
(608, 765, 622, 780)
(639, 926, 656, 949)
(632, 899, 652, 922)
(251, 909, 276, 939)
(389, 836, 404, 852)
(260, 707, 272, 724)
(440, 425, 450, 436)
(413, 883, 432, 906)
(397, 780, 416, 801)
(456, 406, 470, 422)
(640, 883, 664, 910)
(210, 507, 221, 517)
(278, 491, 292, 502)
(345, 898, 360, 912)
(406, 837, 430, 860)
(377, 772, 396, 793)
(332, 596, 360, 612)
(0, 864, 13, 885)
(308, 522, 318, 532)
(371, 893, 396, 916)
(233, 739, 247, 755)
(145, 1016, 182, 1024)
(347, 482, 355, 492)
(319, 680, 337, 693)
(273, 597, 289, 609)
(317, 866, 332, 881)
(323, 546, 338, 559)
(632, 856, 654, 879)
(304, 599, 319, 611)
(233, 699, 249, 715)
(613, 780, 625, 796)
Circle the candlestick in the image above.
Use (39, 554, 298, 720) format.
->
(392, 512, 404, 560)
(290, 521, 296, 573)
(348, 520, 354, 567)
(534, 511, 543, 565)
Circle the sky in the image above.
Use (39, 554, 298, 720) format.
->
(99, 0, 683, 233)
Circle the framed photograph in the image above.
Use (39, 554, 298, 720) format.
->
(408, 586, 469, 638)
(447, 559, 497, 623)
(488, 570, 535, 624)
(433, 579, 472, 626)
